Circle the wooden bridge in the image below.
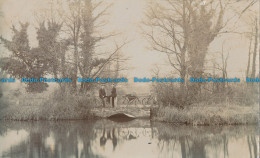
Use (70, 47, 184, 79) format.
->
(90, 107, 152, 118)
(90, 94, 158, 118)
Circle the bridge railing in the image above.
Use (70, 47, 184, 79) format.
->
(93, 94, 158, 108)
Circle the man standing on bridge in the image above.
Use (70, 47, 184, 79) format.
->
(99, 84, 106, 107)
(111, 83, 117, 108)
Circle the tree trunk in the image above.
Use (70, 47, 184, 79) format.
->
(72, 42, 78, 91)
(188, 47, 208, 97)
(60, 46, 66, 93)
(180, 52, 186, 105)
(180, 137, 187, 158)
(251, 18, 258, 78)
(246, 36, 252, 77)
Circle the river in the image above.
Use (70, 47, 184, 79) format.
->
(0, 119, 258, 158)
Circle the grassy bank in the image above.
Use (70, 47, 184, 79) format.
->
(0, 89, 96, 120)
(2, 102, 94, 121)
(151, 104, 259, 125)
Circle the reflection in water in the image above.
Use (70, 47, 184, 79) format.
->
(100, 128, 117, 151)
(0, 120, 258, 158)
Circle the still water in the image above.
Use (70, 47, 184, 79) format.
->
(0, 119, 258, 158)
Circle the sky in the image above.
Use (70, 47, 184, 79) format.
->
(0, 0, 259, 81)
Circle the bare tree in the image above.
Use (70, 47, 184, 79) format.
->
(250, 17, 258, 78)
(143, 0, 229, 99)
(246, 35, 253, 77)
(235, 1, 258, 79)
(57, 0, 82, 90)
(214, 43, 229, 90)
(57, 0, 125, 91)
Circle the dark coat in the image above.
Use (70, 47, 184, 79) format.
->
(99, 88, 106, 98)
(111, 87, 117, 97)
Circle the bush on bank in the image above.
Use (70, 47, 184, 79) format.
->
(152, 81, 258, 107)
(151, 104, 258, 125)
(150, 81, 258, 125)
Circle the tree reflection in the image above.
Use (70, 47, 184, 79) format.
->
(154, 124, 258, 158)
(0, 121, 103, 158)
(247, 135, 257, 158)
(0, 121, 258, 158)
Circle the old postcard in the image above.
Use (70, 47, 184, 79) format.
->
(0, 0, 259, 158)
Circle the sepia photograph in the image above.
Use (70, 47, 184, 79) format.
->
(0, 0, 259, 157)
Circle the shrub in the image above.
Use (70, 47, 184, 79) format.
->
(152, 80, 258, 107)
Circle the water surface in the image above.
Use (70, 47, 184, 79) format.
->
(0, 119, 258, 158)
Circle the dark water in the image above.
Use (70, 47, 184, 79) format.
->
(0, 119, 258, 158)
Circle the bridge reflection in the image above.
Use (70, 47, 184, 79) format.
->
(91, 107, 151, 118)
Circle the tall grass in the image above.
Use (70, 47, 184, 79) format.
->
(151, 103, 258, 125)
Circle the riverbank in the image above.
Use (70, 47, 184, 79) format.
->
(0, 92, 96, 120)
(1, 103, 95, 120)
(2, 103, 258, 125)
(151, 104, 259, 125)
(1, 91, 258, 124)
